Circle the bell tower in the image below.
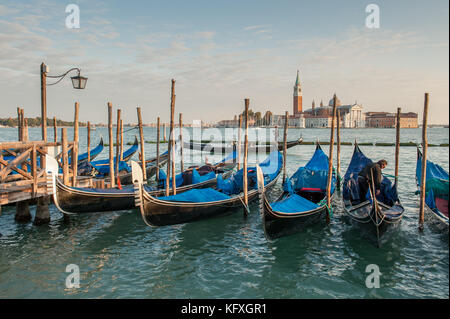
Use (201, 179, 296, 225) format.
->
(293, 70, 302, 116)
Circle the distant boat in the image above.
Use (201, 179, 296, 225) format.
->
(183, 137, 303, 153)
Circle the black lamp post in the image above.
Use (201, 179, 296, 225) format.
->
(40, 62, 88, 141)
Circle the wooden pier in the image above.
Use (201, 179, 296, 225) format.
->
(0, 138, 98, 222)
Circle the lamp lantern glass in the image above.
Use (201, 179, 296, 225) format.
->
(71, 75, 88, 89)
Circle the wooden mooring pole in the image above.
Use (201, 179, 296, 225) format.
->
(419, 93, 429, 231)
(243, 98, 249, 217)
(62, 128, 69, 186)
(87, 121, 91, 162)
(120, 119, 124, 161)
(336, 111, 341, 189)
(137, 107, 147, 181)
(179, 113, 184, 172)
(22, 111, 28, 142)
(238, 114, 242, 170)
(40, 62, 47, 142)
(165, 117, 171, 197)
(164, 123, 167, 142)
(395, 107, 401, 186)
(115, 109, 122, 183)
(326, 95, 337, 224)
(72, 102, 79, 187)
(53, 117, 58, 143)
(156, 117, 160, 181)
(17, 107, 22, 141)
(108, 102, 115, 188)
(170, 80, 177, 195)
(14, 116, 31, 223)
(282, 111, 288, 183)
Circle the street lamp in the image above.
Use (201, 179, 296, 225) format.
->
(40, 62, 88, 141)
(71, 73, 88, 89)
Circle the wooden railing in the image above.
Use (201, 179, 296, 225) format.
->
(0, 140, 75, 205)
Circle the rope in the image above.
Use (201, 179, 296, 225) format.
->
(238, 195, 250, 215)
(383, 173, 397, 179)
(123, 126, 138, 133)
(318, 198, 333, 218)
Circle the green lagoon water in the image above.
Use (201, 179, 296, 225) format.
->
(0, 127, 448, 298)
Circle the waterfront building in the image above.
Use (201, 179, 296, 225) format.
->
(365, 112, 418, 128)
(300, 95, 365, 128)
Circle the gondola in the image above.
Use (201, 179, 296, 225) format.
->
(134, 150, 283, 227)
(416, 147, 449, 229)
(46, 151, 237, 215)
(92, 136, 138, 164)
(260, 144, 336, 239)
(69, 137, 104, 164)
(85, 136, 139, 176)
(111, 151, 169, 185)
(183, 137, 302, 153)
(342, 143, 404, 247)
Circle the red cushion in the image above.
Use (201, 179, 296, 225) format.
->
(299, 187, 323, 192)
(435, 197, 448, 217)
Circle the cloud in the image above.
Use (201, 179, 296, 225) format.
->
(243, 24, 271, 31)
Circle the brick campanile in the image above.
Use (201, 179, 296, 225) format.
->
(293, 70, 302, 115)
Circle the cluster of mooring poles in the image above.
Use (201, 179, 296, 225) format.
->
(0, 62, 436, 233)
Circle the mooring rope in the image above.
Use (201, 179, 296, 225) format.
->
(318, 198, 333, 218)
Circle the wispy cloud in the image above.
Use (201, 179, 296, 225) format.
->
(243, 24, 271, 31)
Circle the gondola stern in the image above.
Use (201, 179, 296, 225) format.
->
(45, 155, 75, 215)
(131, 160, 152, 226)
(45, 155, 58, 199)
(256, 164, 266, 217)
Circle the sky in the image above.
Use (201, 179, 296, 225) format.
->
(0, 0, 448, 125)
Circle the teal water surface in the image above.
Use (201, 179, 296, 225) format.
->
(0, 127, 448, 298)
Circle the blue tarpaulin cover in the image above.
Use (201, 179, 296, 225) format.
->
(192, 169, 216, 184)
(217, 151, 282, 195)
(69, 138, 104, 164)
(343, 144, 399, 205)
(157, 150, 235, 188)
(271, 193, 319, 213)
(215, 150, 237, 165)
(365, 176, 399, 206)
(416, 151, 449, 212)
(91, 160, 131, 175)
(272, 145, 334, 213)
(157, 169, 184, 188)
(158, 188, 231, 202)
(284, 146, 336, 195)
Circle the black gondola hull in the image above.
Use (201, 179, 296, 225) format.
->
(262, 193, 330, 240)
(53, 166, 235, 214)
(344, 201, 404, 247)
(139, 170, 280, 227)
